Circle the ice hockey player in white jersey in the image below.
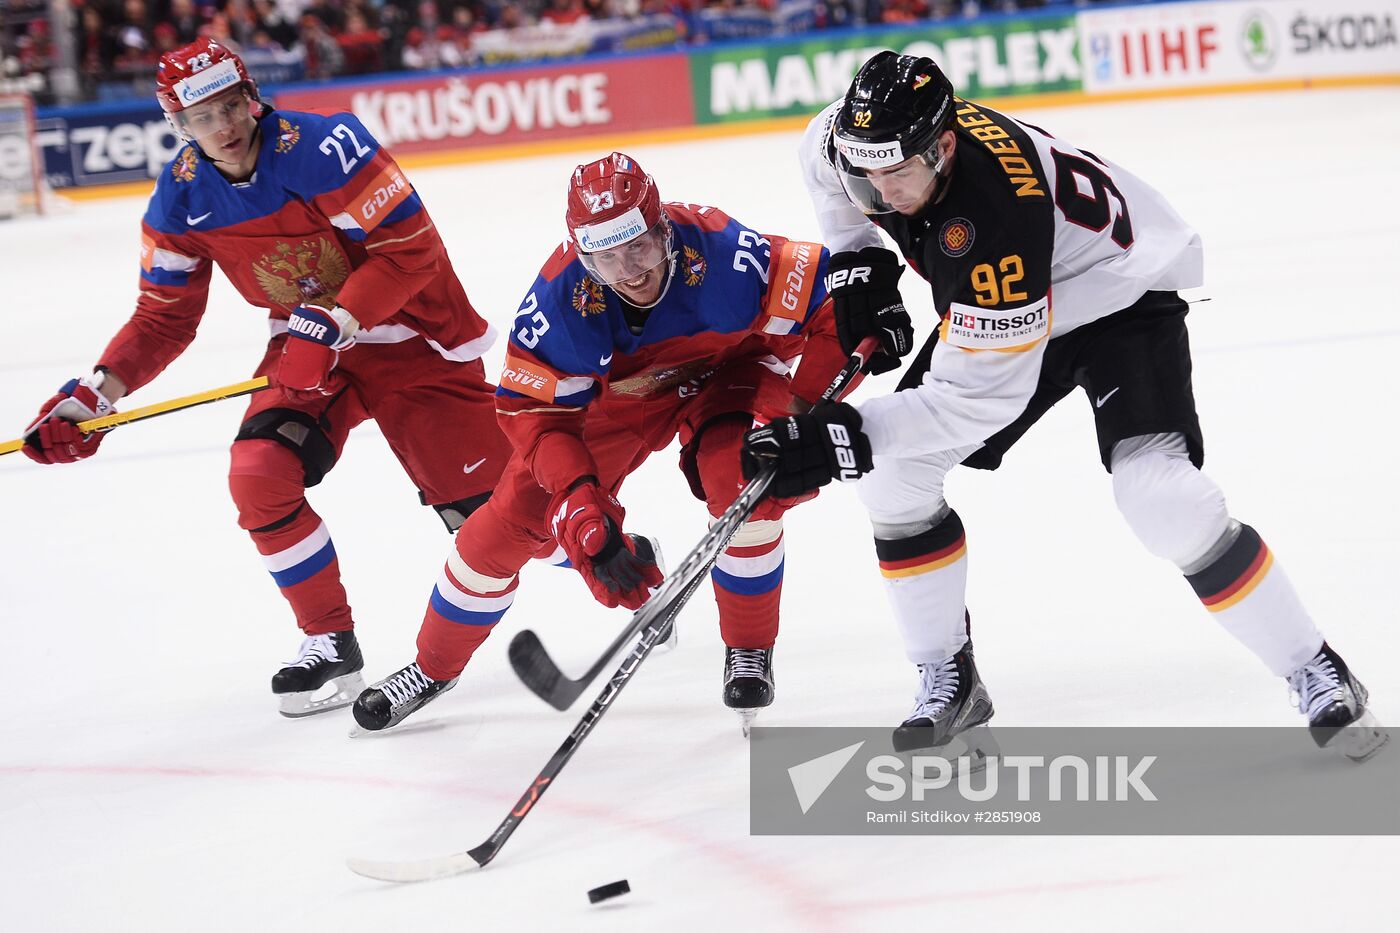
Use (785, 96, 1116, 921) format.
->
(741, 50, 1386, 761)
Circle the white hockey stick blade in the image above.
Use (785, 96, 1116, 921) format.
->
(346, 852, 482, 883)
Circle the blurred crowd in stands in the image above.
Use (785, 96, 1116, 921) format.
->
(1, 0, 1114, 105)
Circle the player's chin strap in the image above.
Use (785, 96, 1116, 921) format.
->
(620, 216, 680, 311)
(629, 251, 679, 311)
(925, 144, 955, 206)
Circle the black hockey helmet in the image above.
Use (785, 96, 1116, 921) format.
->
(831, 51, 957, 214)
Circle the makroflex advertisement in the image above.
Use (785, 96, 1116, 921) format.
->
(690, 12, 1082, 123)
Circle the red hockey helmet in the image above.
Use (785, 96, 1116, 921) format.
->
(565, 153, 674, 299)
(155, 38, 259, 142)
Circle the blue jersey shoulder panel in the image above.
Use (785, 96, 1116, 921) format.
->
(267, 109, 385, 201)
(143, 146, 199, 235)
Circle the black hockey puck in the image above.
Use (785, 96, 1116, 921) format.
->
(587, 879, 630, 904)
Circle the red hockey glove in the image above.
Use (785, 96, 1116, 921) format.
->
(277, 303, 359, 397)
(549, 481, 663, 610)
(23, 372, 118, 465)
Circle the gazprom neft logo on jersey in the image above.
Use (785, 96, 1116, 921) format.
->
(945, 296, 1050, 350)
(833, 134, 905, 169)
(175, 60, 242, 106)
(576, 206, 647, 252)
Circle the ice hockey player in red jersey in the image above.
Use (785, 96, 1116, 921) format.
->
(351, 152, 852, 733)
(743, 51, 1386, 761)
(19, 39, 511, 718)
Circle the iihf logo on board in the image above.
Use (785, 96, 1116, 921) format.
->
(940, 218, 974, 257)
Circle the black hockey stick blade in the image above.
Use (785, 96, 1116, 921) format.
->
(348, 608, 679, 883)
(506, 337, 878, 710)
(507, 628, 577, 711)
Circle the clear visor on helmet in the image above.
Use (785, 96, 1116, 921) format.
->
(833, 134, 943, 216)
(577, 220, 673, 287)
(169, 87, 254, 142)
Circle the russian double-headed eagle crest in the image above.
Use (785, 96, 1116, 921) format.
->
(171, 147, 199, 182)
(572, 276, 606, 316)
(253, 237, 350, 307)
(275, 118, 301, 154)
(682, 245, 706, 287)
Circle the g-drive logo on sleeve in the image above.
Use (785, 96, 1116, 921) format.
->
(175, 59, 242, 106)
(576, 207, 647, 252)
(943, 297, 1050, 351)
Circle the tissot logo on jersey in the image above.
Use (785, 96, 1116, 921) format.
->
(943, 297, 1050, 351)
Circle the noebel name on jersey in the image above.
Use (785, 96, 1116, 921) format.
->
(943, 297, 1050, 351)
(954, 100, 1046, 200)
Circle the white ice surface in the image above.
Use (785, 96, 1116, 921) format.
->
(1, 87, 1397, 931)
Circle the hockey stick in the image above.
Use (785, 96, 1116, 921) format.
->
(0, 376, 270, 457)
(346, 485, 754, 882)
(508, 336, 879, 711)
(345, 338, 877, 884)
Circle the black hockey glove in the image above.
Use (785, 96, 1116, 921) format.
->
(741, 403, 874, 498)
(825, 247, 913, 376)
(589, 523, 662, 597)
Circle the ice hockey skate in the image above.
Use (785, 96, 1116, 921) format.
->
(351, 661, 459, 734)
(271, 630, 366, 718)
(723, 647, 774, 737)
(1287, 643, 1388, 762)
(891, 640, 997, 768)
